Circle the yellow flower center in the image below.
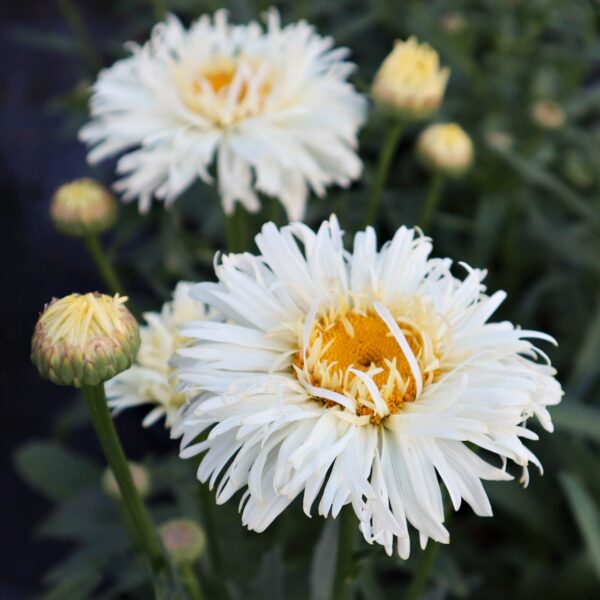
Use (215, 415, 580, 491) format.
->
(177, 57, 272, 126)
(203, 66, 237, 94)
(296, 306, 431, 422)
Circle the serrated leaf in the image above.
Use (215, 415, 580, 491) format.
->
(559, 473, 600, 582)
(14, 441, 101, 502)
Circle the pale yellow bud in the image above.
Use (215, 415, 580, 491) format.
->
(531, 99, 565, 130)
(159, 519, 206, 565)
(31, 293, 139, 387)
(102, 462, 151, 500)
(51, 178, 117, 237)
(441, 13, 466, 34)
(417, 123, 474, 176)
(372, 37, 450, 120)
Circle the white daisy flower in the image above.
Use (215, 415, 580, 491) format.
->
(171, 217, 562, 557)
(79, 10, 367, 219)
(106, 282, 207, 427)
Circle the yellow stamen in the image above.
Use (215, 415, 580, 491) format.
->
(295, 308, 428, 420)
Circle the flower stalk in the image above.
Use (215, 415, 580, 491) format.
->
(363, 120, 403, 227)
(82, 382, 166, 575)
(83, 233, 124, 296)
(149, 0, 167, 20)
(331, 505, 355, 600)
(405, 541, 439, 600)
(225, 205, 248, 253)
(419, 172, 445, 232)
(179, 563, 204, 600)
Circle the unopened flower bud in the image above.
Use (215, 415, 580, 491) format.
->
(31, 293, 139, 387)
(441, 13, 466, 34)
(485, 130, 514, 152)
(372, 37, 450, 121)
(531, 99, 565, 130)
(102, 461, 150, 500)
(159, 519, 206, 565)
(51, 178, 117, 237)
(417, 123, 474, 176)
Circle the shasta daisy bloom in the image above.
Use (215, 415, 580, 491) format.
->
(172, 217, 562, 557)
(79, 10, 366, 219)
(106, 282, 207, 427)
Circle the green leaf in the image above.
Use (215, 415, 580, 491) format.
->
(559, 472, 600, 582)
(251, 547, 284, 600)
(485, 480, 563, 546)
(567, 300, 600, 391)
(40, 489, 125, 541)
(14, 441, 101, 502)
(552, 403, 600, 444)
(43, 570, 101, 600)
(490, 145, 598, 222)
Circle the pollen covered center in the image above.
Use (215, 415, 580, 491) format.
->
(295, 308, 428, 421)
(177, 57, 273, 126)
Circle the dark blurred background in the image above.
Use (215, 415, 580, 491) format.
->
(1, 3, 137, 596)
(3, 1, 600, 598)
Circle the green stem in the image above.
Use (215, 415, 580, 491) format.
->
(198, 483, 230, 600)
(57, 0, 102, 74)
(225, 205, 248, 253)
(150, 0, 167, 20)
(419, 172, 445, 232)
(179, 563, 204, 600)
(294, 0, 309, 19)
(362, 120, 403, 228)
(83, 234, 124, 296)
(331, 506, 355, 600)
(82, 383, 166, 575)
(404, 541, 439, 600)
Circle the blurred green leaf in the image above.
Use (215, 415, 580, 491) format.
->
(490, 145, 598, 222)
(43, 570, 101, 600)
(552, 403, 600, 444)
(559, 472, 600, 582)
(14, 441, 101, 502)
(485, 480, 563, 546)
(251, 547, 285, 600)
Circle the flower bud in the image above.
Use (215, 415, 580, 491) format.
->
(417, 123, 474, 176)
(102, 461, 150, 500)
(441, 13, 466, 34)
(372, 37, 450, 121)
(31, 293, 139, 387)
(159, 519, 206, 565)
(485, 130, 513, 152)
(531, 99, 565, 130)
(51, 178, 117, 237)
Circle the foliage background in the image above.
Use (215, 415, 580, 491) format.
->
(3, 0, 600, 597)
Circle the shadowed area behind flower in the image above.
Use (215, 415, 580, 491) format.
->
(4, 0, 600, 598)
